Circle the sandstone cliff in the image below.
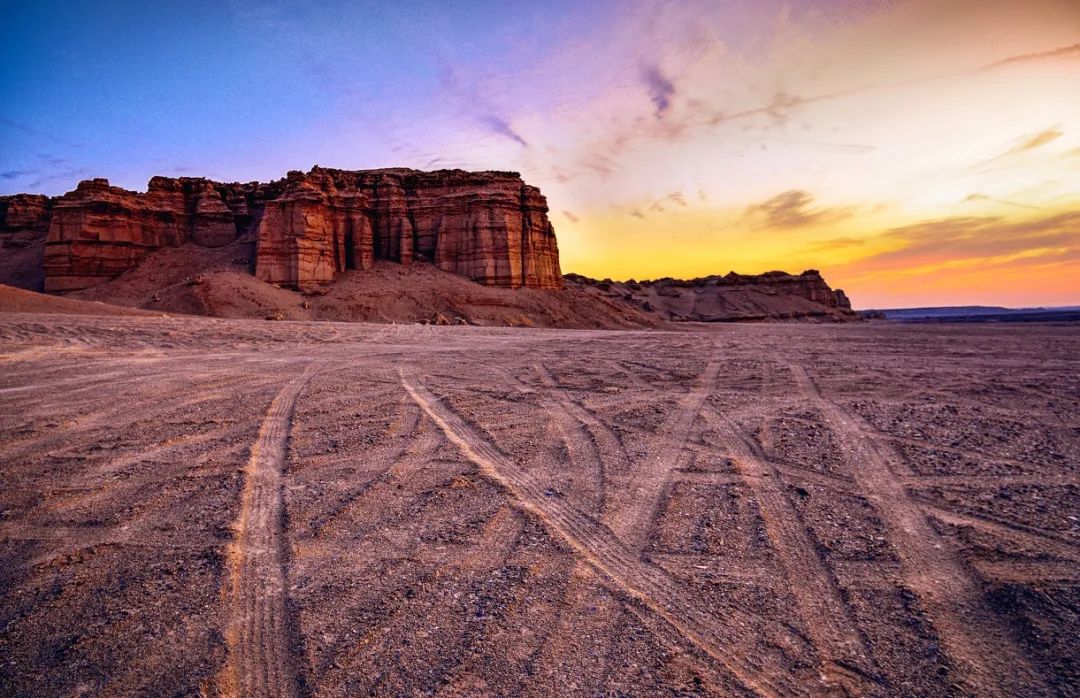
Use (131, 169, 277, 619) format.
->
(5, 167, 562, 293)
(253, 167, 561, 291)
(0, 194, 53, 291)
(565, 270, 856, 322)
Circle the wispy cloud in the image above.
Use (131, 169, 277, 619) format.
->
(963, 192, 1042, 210)
(973, 126, 1066, 170)
(479, 115, 528, 148)
(438, 59, 529, 148)
(562, 209, 580, 223)
(981, 42, 1080, 70)
(1, 169, 36, 180)
(745, 190, 854, 229)
(640, 63, 675, 116)
(851, 211, 1080, 271)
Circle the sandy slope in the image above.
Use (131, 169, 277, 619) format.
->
(0, 315, 1077, 696)
(62, 242, 662, 329)
(0, 284, 158, 317)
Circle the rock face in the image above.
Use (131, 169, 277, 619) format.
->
(253, 168, 561, 291)
(566, 269, 856, 322)
(40, 177, 267, 292)
(0, 194, 54, 291)
(17, 167, 561, 293)
(0, 194, 53, 244)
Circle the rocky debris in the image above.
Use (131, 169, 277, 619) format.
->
(565, 269, 856, 322)
(11, 166, 561, 293)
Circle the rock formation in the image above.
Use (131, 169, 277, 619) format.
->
(565, 270, 856, 321)
(5, 167, 562, 293)
(253, 168, 561, 291)
(0, 194, 52, 244)
(39, 177, 267, 292)
(0, 194, 54, 291)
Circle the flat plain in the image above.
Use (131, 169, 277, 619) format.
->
(0, 314, 1077, 697)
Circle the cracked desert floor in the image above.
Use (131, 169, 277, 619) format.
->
(1, 314, 1078, 697)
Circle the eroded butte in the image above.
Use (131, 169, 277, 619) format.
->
(1, 315, 1077, 696)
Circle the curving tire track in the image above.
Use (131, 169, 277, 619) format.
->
(400, 367, 801, 698)
(223, 363, 320, 698)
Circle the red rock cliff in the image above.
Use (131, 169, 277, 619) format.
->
(253, 167, 561, 290)
(30, 167, 562, 293)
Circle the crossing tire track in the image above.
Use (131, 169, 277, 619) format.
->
(701, 406, 882, 695)
(400, 368, 801, 698)
(604, 352, 723, 553)
(786, 361, 1050, 697)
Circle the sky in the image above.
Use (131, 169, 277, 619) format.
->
(1, 0, 1078, 308)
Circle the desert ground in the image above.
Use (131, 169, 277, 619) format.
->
(0, 313, 1077, 697)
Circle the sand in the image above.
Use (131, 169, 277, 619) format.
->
(0, 314, 1077, 696)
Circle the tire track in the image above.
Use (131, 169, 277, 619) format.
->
(0, 370, 276, 462)
(604, 352, 722, 553)
(400, 368, 799, 698)
(786, 362, 1050, 696)
(529, 363, 614, 512)
(223, 363, 319, 698)
(969, 559, 1079, 584)
(923, 505, 1080, 562)
(701, 406, 881, 694)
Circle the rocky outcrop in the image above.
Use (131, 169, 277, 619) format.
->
(40, 177, 267, 292)
(0, 194, 53, 244)
(253, 167, 561, 290)
(21, 166, 561, 293)
(565, 269, 856, 322)
(0, 194, 55, 291)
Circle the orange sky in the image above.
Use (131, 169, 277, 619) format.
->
(427, 0, 1080, 308)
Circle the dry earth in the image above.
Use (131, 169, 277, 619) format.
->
(0, 313, 1077, 697)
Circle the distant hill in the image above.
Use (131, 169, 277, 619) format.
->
(860, 306, 1080, 323)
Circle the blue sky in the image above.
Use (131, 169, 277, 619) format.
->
(0, 0, 616, 189)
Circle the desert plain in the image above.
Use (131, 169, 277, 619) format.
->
(0, 313, 1077, 697)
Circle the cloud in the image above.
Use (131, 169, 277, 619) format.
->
(851, 211, 1080, 271)
(805, 236, 867, 253)
(998, 126, 1064, 158)
(437, 58, 530, 149)
(562, 210, 580, 223)
(640, 63, 675, 116)
(982, 42, 1080, 70)
(970, 126, 1066, 171)
(963, 193, 1042, 210)
(1, 169, 36, 180)
(745, 190, 854, 229)
(479, 115, 528, 148)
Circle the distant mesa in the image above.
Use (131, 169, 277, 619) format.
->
(565, 271, 854, 322)
(0, 167, 855, 326)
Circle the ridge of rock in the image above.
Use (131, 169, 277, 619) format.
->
(564, 270, 855, 322)
(2, 167, 562, 292)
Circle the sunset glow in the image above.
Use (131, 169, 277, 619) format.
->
(2, 0, 1078, 307)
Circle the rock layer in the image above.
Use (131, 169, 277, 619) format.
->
(8, 167, 562, 293)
